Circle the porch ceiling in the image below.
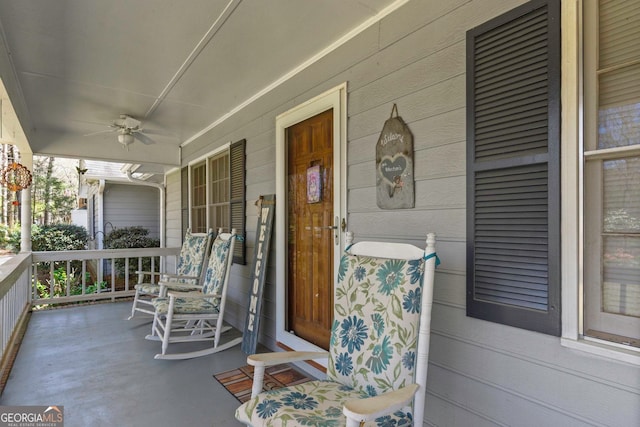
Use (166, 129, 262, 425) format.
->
(0, 0, 403, 175)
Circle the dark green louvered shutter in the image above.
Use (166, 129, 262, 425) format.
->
(229, 139, 246, 264)
(466, 0, 561, 336)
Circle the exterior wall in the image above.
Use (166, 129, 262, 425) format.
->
(165, 170, 182, 248)
(164, 170, 182, 273)
(103, 183, 159, 239)
(170, 0, 640, 425)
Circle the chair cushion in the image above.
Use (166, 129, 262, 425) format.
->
(176, 230, 209, 278)
(152, 297, 219, 315)
(134, 283, 161, 294)
(235, 380, 413, 426)
(201, 237, 232, 295)
(134, 282, 200, 295)
(327, 254, 425, 397)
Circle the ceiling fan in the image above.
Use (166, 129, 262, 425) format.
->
(85, 114, 156, 149)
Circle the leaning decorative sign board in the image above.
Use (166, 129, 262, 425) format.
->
(242, 194, 276, 355)
(376, 104, 415, 209)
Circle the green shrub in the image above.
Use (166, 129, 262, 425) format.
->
(6, 223, 88, 253)
(103, 226, 159, 276)
(103, 226, 159, 249)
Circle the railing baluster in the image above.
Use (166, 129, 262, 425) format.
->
(66, 260, 71, 297)
(125, 258, 130, 291)
(82, 260, 87, 295)
(110, 258, 116, 302)
(49, 261, 54, 298)
(98, 258, 104, 293)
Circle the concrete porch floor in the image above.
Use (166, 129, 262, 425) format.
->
(0, 301, 249, 426)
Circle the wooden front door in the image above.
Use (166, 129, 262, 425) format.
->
(287, 109, 334, 350)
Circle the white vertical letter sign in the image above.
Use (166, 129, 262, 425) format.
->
(242, 194, 276, 354)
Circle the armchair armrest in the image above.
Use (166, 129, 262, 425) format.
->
(158, 280, 200, 291)
(136, 270, 160, 276)
(247, 351, 328, 367)
(247, 351, 328, 398)
(167, 290, 206, 298)
(160, 273, 199, 282)
(343, 383, 419, 423)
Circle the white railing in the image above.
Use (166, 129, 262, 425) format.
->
(0, 253, 31, 372)
(1, 247, 179, 381)
(30, 247, 180, 306)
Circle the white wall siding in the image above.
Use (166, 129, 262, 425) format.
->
(177, 0, 640, 425)
(164, 169, 182, 273)
(103, 184, 159, 239)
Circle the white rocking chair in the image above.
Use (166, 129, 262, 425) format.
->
(145, 229, 241, 360)
(128, 228, 214, 320)
(235, 232, 438, 427)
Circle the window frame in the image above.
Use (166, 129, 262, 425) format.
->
(187, 140, 246, 265)
(560, 0, 640, 365)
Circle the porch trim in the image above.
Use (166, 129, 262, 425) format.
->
(274, 82, 348, 360)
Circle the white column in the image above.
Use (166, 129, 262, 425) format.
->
(19, 152, 32, 253)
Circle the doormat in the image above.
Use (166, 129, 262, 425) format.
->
(214, 363, 313, 403)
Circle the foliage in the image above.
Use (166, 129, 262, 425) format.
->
(103, 226, 159, 249)
(31, 156, 77, 225)
(8, 224, 88, 253)
(103, 226, 160, 276)
(0, 222, 20, 250)
(35, 266, 107, 302)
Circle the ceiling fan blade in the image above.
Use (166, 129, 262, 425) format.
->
(133, 132, 156, 145)
(83, 129, 116, 137)
(135, 128, 166, 136)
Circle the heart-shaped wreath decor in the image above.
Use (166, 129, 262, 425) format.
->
(379, 154, 408, 186)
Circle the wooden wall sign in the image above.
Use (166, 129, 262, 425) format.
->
(376, 104, 415, 209)
(241, 194, 276, 354)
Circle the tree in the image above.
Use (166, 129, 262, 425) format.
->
(31, 156, 77, 225)
(43, 156, 54, 225)
(0, 144, 22, 227)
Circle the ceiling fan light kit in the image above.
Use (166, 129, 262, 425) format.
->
(85, 114, 156, 148)
(118, 132, 135, 146)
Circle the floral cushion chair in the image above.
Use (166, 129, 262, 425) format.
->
(145, 229, 241, 360)
(128, 228, 213, 319)
(236, 232, 438, 427)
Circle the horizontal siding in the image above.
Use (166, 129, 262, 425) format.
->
(165, 170, 182, 274)
(103, 184, 159, 240)
(174, 0, 640, 425)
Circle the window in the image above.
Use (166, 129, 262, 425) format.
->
(583, 0, 640, 348)
(191, 161, 207, 233)
(466, 0, 561, 336)
(189, 139, 246, 264)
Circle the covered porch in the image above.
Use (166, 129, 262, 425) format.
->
(0, 243, 261, 426)
(1, 1, 639, 426)
(1, 301, 247, 427)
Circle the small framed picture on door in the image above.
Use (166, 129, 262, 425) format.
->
(306, 165, 321, 203)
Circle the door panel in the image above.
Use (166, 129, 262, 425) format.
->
(287, 109, 333, 350)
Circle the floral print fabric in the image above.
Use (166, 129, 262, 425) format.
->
(235, 253, 425, 426)
(328, 254, 424, 396)
(235, 380, 413, 426)
(175, 230, 211, 279)
(135, 230, 210, 295)
(201, 236, 232, 301)
(151, 235, 232, 314)
(151, 296, 218, 315)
